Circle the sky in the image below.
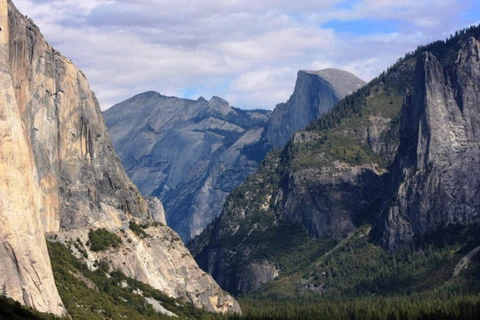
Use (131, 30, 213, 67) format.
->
(13, 0, 480, 111)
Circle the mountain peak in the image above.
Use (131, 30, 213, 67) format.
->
(190, 24, 480, 298)
(299, 68, 366, 98)
(208, 95, 234, 116)
(265, 68, 365, 148)
(139, 90, 162, 97)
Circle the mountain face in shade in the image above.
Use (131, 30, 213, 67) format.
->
(104, 93, 272, 240)
(104, 70, 365, 241)
(0, 0, 240, 315)
(265, 69, 366, 148)
(189, 26, 480, 297)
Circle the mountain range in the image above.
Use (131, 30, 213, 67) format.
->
(3, 0, 480, 318)
(104, 69, 365, 241)
(189, 25, 480, 298)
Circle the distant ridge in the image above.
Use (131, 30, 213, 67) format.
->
(105, 69, 365, 241)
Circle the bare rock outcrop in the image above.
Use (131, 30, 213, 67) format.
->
(0, 0, 240, 315)
(379, 38, 480, 250)
(51, 224, 239, 313)
(265, 69, 365, 148)
(0, 2, 65, 313)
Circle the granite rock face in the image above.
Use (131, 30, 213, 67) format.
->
(0, 1, 66, 315)
(104, 93, 271, 240)
(0, 0, 240, 315)
(50, 224, 240, 313)
(265, 69, 365, 148)
(105, 70, 365, 241)
(379, 38, 480, 250)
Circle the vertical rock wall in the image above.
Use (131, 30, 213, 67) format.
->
(265, 69, 365, 148)
(0, 0, 240, 315)
(380, 40, 480, 249)
(0, 0, 66, 314)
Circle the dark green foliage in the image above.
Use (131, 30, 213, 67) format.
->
(152, 221, 165, 227)
(129, 221, 150, 238)
(252, 224, 480, 301)
(310, 86, 371, 131)
(241, 139, 272, 162)
(305, 227, 457, 297)
(247, 223, 337, 275)
(73, 238, 88, 258)
(234, 294, 480, 320)
(402, 24, 480, 68)
(47, 241, 222, 320)
(231, 225, 480, 319)
(0, 296, 61, 320)
(87, 228, 122, 252)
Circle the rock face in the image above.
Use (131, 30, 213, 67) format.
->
(378, 37, 480, 250)
(0, 2, 65, 314)
(190, 150, 389, 296)
(0, 0, 240, 315)
(265, 69, 365, 148)
(105, 70, 364, 241)
(0, 0, 68, 315)
(191, 28, 480, 296)
(104, 93, 271, 240)
(50, 224, 239, 314)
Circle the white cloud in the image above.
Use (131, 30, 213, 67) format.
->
(12, 0, 480, 110)
(227, 68, 295, 108)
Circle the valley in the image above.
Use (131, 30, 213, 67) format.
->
(2, 0, 480, 319)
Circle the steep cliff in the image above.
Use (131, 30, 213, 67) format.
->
(191, 27, 480, 296)
(265, 69, 365, 148)
(105, 70, 364, 242)
(104, 93, 271, 240)
(0, 0, 67, 315)
(378, 36, 480, 250)
(0, 0, 240, 315)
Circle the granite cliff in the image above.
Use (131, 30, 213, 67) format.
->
(104, 70, 364, 241)
(266, 69, 365, 148)
(190, 26, 480, 296)
(0, 0, 240, 315)
(378, 36, 480, 250)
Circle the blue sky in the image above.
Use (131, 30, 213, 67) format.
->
(13, 0, 480, 110)
(324, 19, 399, 34)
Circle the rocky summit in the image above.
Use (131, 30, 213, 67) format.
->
(0, 0, 240, 316)
(104, 69, 365, 241)
(266, 69, 365, 149)
(104, 93, 272, 241)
